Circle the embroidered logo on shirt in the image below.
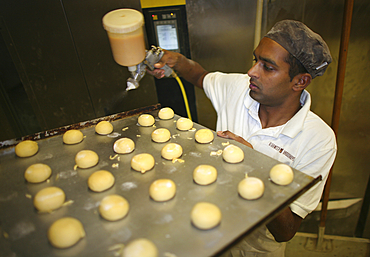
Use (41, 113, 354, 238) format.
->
(268, 142, 295, 161)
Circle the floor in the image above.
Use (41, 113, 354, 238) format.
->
(286, 233, 370, 257)
(286, 199, 370, 256)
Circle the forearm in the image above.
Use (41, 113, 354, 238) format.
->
(153, 51, 208, 89)
(172, 53, 208, 89)
(266, 207, 302, 242)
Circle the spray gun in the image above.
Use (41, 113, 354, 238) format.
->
(103, 8, 192, 120)
(126, 46, 192, 120)
(126, 46, 174, 91)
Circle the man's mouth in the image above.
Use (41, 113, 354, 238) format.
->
(249, 80, 259, 90)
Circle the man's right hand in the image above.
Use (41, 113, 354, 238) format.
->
(146, 49, 208, 89)
(146, 50, 180, 79)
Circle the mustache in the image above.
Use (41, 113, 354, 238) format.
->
(249, 78, 258, 86)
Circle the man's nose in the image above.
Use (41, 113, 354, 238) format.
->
(247, 62, 259, 79)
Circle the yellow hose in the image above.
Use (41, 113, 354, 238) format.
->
(172, 72, 192, 121)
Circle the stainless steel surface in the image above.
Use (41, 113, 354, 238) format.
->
(0, 0, 158, 139)
(185, 0, 258, 130)
(0, 108, 318, 257)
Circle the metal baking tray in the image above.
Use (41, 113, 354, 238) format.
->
(0, 104, 319, 257)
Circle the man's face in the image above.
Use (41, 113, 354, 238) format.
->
(247, 37, 295, 107)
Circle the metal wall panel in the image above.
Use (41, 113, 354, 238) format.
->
(0, 0, 96, 132)
(61, 0, 158, 118)
(0, 0, 158, 140)
(185, 0, 258, 129)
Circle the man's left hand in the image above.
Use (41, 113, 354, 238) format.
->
(217, 131, 253, 149)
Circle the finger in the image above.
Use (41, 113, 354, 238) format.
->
(217, 130, 233, 139)
(147, 68, 165, 79)
(154, 62, 165, 69)
(154, 69, 165, 78)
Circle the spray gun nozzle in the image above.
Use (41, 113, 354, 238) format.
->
(125, 46, 174, 92)
(126, 77, 140, 91)
(125, 64, 146, 91)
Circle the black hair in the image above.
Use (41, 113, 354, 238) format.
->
(285, 53, 308, 81)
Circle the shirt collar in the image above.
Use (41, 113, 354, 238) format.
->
(244, 89, 260, 121)
(244, 89, 311, 138)
(282, 90, 311, 138)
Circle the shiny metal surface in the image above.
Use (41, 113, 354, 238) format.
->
(0, 107, 318, 257)
(185, 0, 258, 129)
(0, 0, 158, 138)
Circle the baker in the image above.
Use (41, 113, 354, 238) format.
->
(149, 20, 337, 256)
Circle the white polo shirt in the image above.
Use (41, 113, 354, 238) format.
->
(204, 72, 337, 218)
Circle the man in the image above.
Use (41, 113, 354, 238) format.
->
(150, 20, 337, 256)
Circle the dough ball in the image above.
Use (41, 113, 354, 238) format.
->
(123, 238, 158, 257)
(34, 187, 65, 212)
(238, 176, 264, 200)
(191, 202, 221, 230)
(114, 138, 135, 154)
(193, 165, 217, 185)
(138, 114, 155, 127)
(158, 107, 174, 120)
(149, 179, 176, 202)
(131, 153, 155, 173)
(270, 164, 294, 185)
(48, 217, 85, 248)
(99, 194, 129, 221)
(88, 170, 115, 192)
(176, 117, 193, 131)
(75, 150, 99, 169)
(195, 129, 214, 144)
(222, 144, 244, 163)
(151, 128, 171, 143)
(15, 140, 38, 157)
(161, 143, 183, 160)
(24, 163, 52, 183)
(95, 121, 114, 135)
(63, 130, 84, 144)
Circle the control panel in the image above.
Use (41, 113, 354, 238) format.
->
(143, 6, 190, 57)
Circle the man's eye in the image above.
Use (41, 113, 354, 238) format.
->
(263, 64, 273, 71)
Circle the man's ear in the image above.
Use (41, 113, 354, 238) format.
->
(293, 73, 312, 91)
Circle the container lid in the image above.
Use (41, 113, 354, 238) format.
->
(102, 9, 144, 33)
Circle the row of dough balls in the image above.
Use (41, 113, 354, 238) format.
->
(48, 217, 157, 256)
(138, 107, 175, 127)
(47, 216, 157, 257)
(139, 112, 195, 133)
(16, 126, 220, 162)
(27, 161, 294, 215)
(15, 108, 203, 159)
(14, 107, 177, 157)
(28, 162, 294, 212)
(48, 218, 158, 257)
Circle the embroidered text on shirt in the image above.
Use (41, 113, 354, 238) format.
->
(268, 142, 296, 161)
